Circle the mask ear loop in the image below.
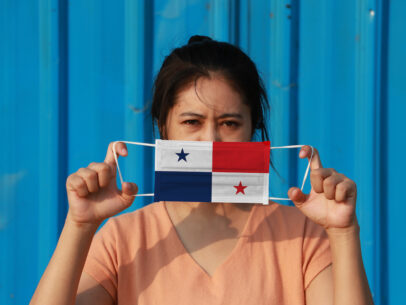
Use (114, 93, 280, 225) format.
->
(112, 141, 155, 197)
(113, 141, 314, 202)
(268, 145, 314, 202)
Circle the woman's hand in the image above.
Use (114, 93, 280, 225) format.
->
(66, 142, 138, 227)
(288, 145, 358, 231)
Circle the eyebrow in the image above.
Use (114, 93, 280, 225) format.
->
(218, 113, 243, 119)
(179, 112, 205, 118)
(179, 112, 243, 119)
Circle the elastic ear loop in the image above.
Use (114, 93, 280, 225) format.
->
(113, 141, 314, 202)
(268, 145, 314, 201)
(113, 141, 155, 197)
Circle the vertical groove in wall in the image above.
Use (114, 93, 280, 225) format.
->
(38, 0, 58, 274)
(289, 0, 300, 188)
(237, 0, 249, 52)
(209, 0, 230, 41)
(267, 0, 296, 200)
(231, 0, 240, 46)
(57, 0, 69, 235)
(376, 0, 389, 303)
(124, 0, 150, 208)
(354, 0, 378, 300)
(143, 0, 154, 202)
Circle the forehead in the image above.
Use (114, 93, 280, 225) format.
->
(171, 77, 248, 115)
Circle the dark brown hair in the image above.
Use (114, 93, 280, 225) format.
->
(151, 35, 269, 140)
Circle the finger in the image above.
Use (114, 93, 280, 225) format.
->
(88, 162, 113, 188)
(310, 168, 334, 193)
(104, 141, 128, 166)
(323, 174, 344, 200)
(299, 145, 323, 170)
(288, 187, 308, 207)
(120, 182, 138, 205)
(335, 180, 356, 202)
(77, 168, 99, 193)
(66, 174, 89, 197)
(93, 182, 138, 219)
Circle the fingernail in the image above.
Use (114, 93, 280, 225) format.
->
(299, 150, 305, 157)
(121, 148, 127, 154)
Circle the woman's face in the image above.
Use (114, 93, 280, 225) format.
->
(165, 77, 252, 142)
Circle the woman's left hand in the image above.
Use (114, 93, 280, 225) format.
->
(288, 145, 358, 231)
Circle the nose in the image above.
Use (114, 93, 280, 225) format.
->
(199, 122, 221, 142)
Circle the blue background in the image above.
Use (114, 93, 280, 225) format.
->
(1, 0, 405, 304)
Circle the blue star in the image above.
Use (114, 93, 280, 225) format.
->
(176, 148, 189, 162)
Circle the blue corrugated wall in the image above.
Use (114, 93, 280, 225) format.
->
(1, 1, 405, 304)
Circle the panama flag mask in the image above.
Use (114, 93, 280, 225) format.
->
(154, 140, 270, 205)
(113, 140, 313, 205)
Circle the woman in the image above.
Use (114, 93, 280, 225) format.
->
(30, 36, 373, 304)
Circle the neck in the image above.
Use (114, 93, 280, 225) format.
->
(165, 201, 252, 223)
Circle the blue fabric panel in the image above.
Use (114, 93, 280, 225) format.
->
(154, 171, 212, 202)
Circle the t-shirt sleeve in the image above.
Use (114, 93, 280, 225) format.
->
(302, 217, 332, 289)
(83, 219, 118, 300)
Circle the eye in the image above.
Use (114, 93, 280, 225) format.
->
(221, 121, 240, 128)
(182, 119, 200, 126)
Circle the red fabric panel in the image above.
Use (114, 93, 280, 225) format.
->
(212, 141, 270, 173)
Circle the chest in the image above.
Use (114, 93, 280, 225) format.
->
(130, 234, 304, 305)
(165, 205, 252, 277)
(183, 236, 240, 276)
(122, 204, 308, 305)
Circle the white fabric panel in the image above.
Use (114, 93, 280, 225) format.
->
(155, 139, 213, 172)
(211, 172, 269, 205)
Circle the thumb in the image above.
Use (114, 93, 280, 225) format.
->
(120, 182, 138, 205)
(288, 187, 308, 208)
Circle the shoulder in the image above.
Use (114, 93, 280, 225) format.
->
(107, 201, 165, 229)
(98, 202, 169, 248)
(258, 202, 308, 226)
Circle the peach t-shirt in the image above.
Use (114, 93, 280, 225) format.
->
(84, 201, 331, 304)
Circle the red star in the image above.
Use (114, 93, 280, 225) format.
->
(234, 181, 247, 195)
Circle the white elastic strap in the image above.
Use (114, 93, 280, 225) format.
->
(113, 141, 314, 201)
(112, 141, 155, 197)
(268, 145, 314, 201)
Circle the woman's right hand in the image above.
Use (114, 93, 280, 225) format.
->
(66, 141, 138, 227)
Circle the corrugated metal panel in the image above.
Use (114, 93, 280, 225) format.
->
(1, 1, 405, 304)
(386, 0, 406, 302)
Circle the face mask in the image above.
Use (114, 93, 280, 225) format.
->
(113, 140, 313, 205)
